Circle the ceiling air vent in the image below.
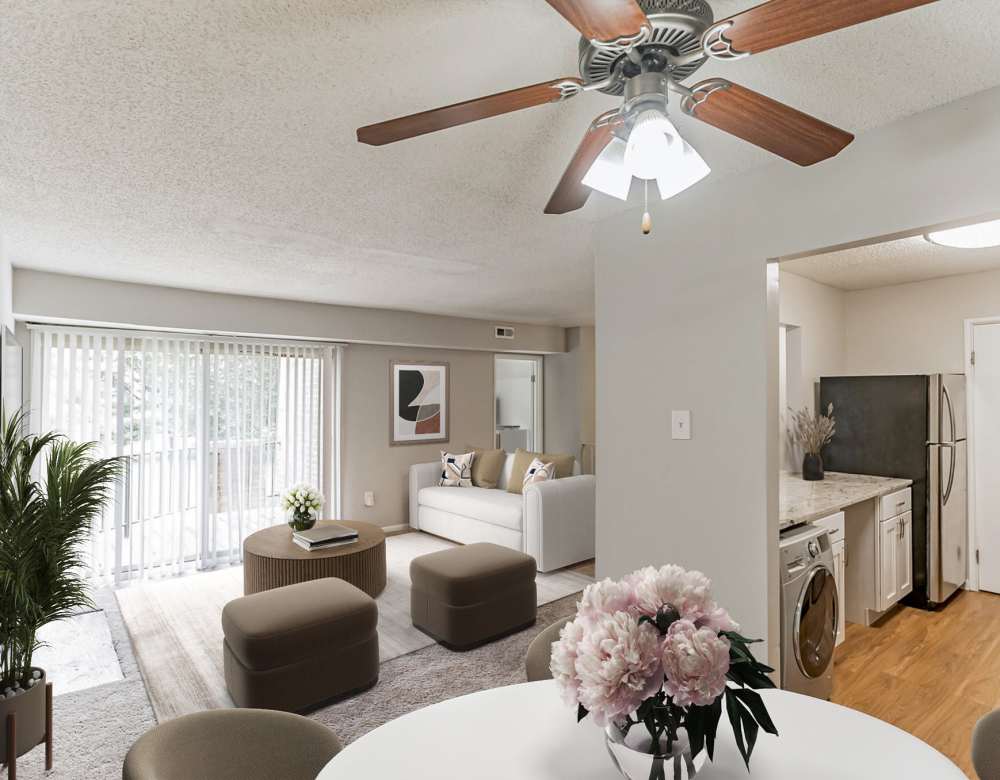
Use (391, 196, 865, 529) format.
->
(495, 326, 515, 340)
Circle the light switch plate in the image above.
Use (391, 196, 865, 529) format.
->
(364, 491, 375, 507)
(671, 410, 691, 440)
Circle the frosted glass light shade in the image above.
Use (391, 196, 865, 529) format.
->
(655, 139, 710, 200)
(582, 137, 632, 201)
(625, 111, 676, 180)
(926, 219, 1000, 249)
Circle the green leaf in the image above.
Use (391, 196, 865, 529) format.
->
(730, 688, 779, 736)
(725, 690, 750, 770)
(577, 704, 589, 723)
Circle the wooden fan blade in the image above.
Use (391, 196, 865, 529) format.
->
(545, 113, 622, 215)
(544, 0, 649, 44)
(713, 0, 939, 56)
(357, 78, 582, 146)
(682, 79, 854, 167)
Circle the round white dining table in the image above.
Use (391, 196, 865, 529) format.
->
(317, 680, 964, 779)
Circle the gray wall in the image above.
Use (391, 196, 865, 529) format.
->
(342, 344, 495, 527)
(12, 270, 568, 529)
(544, 326, 596, 471)
(594, 85, 1000, 667)
(13, 270, 566, 354)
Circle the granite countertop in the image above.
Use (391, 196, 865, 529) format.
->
(780, 471, 913, 530)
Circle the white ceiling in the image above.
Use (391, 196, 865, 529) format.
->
(3, 0, 1000, 326)
(782, 234, 1000, 291)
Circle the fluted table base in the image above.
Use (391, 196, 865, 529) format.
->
(243, 521, 387, 597)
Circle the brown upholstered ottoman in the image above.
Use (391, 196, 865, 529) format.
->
(410, 543, 537, 650)
(222, 577, 378, 712)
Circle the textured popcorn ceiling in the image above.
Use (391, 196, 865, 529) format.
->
(783, 235, 1000, 292)
(2, 1, 1000, 325)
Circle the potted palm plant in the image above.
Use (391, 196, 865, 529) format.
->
(0, 410, 121, 773)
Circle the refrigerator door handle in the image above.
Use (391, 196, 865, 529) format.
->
(943, 441, 956, 507)
(943, 383, 957, 445)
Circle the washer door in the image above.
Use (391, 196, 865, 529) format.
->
(793, 566, 838, 679)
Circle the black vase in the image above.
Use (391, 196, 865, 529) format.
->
(803, 453, 824, 481)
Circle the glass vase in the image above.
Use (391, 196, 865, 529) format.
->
(287, 508, 317, 533)
(605, 722, 706, 780)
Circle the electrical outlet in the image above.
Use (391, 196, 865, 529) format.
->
(364, 491, 375, 507)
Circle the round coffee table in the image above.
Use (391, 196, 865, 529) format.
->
(243, 520, 387, 597)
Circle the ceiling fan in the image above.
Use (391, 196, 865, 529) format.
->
(356, 0, 939, 224)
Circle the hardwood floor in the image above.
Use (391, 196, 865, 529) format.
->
(832, 590, 1000, 778)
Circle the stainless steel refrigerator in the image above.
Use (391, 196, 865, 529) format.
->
(819, 374, 967, 608)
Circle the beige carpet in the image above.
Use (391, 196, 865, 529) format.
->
(116, 532, 592, 721)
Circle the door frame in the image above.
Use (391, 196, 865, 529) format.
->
(493, 354, 544, 452)
(963, 316, 1000, 593)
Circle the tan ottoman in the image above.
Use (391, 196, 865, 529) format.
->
(122, 708, 341, 780)
(410, 543, 536, 650)
(222, 577, 378, 712)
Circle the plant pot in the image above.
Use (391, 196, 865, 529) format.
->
(802, 453, 825, 481)
(0, 668, 48, 762)
(287, 509, 317, 533)
(605, 722, 706, 780)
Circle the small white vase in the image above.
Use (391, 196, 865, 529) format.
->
(605, 722, 706, 780)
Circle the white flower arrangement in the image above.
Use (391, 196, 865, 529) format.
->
(281, 483, 324, 518)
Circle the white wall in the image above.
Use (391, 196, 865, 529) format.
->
(779, 271, 846, 411)
(844, 267, 1000, 375)
(595, 85, 1000, 666)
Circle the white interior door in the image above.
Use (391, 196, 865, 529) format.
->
(974, 323, 1000, 593)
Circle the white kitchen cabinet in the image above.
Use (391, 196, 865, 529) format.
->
(832, 539, 846, 646)
(897, 511, 913, 599)
(877, 508, 913, 612)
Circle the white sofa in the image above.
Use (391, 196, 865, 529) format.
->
(409, 453, 595, 573)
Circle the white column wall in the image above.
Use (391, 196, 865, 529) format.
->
(595, 86, 1000, 665)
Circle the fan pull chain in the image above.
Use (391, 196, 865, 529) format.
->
(641, 180, 652, 235)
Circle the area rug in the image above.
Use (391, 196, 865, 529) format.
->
(115, 531, 592, 721)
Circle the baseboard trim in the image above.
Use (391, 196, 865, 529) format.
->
(382, 524, 411, 535)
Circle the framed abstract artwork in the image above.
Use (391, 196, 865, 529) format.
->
(390, 361, 449, 446)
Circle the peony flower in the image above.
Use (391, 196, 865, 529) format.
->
(577, 578, 636, 622)
(660, 619, 730, 708)
(630, 564, 738, 633)
(575, 612, 663, 726)
(550, 616, 587, 706)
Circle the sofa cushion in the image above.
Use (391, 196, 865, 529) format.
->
(522, 457, 556, 489)
(507, 449, 576, 494)
(417, 485, 523, 531)
(467, 447, 506, 489)
(439, 450, 474, 487)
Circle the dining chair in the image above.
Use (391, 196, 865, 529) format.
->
(525, 616, 573, 682)
(973, 708, 1000, 779)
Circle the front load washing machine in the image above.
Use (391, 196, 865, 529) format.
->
(780, 525, 838, 700)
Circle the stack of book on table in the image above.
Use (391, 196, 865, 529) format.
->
(293, 524, 359, 552)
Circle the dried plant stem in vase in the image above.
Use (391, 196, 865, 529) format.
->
(789, 404, 836, 481)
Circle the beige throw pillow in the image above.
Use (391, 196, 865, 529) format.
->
(439, 451, 475, 487)
(507, 448, 575, 494)
(522, 457, 555, 489)
(466, 447, 506, 489)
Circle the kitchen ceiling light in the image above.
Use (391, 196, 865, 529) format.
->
(926, 219, 1000, 249)
(581, 137, 632, 201)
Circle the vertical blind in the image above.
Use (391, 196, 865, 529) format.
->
(28, 326, 337, 581)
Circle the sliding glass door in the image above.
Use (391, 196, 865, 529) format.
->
(29, 327, 337, 581)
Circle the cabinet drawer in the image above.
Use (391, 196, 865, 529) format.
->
(813, 511, 845, 544)
(880, 488, 911, 519)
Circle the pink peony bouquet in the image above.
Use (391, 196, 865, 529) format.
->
(551, 564, 777, 771)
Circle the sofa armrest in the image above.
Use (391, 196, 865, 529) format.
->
(523, 475, 596, 573)
(408, 462, 440, 530)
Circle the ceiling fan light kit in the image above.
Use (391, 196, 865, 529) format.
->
(356, 0, 939, 229)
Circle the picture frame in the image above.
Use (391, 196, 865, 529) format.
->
(390, 360, 449, 446)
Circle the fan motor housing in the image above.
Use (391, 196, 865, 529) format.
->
(578, 0, 713, 95)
